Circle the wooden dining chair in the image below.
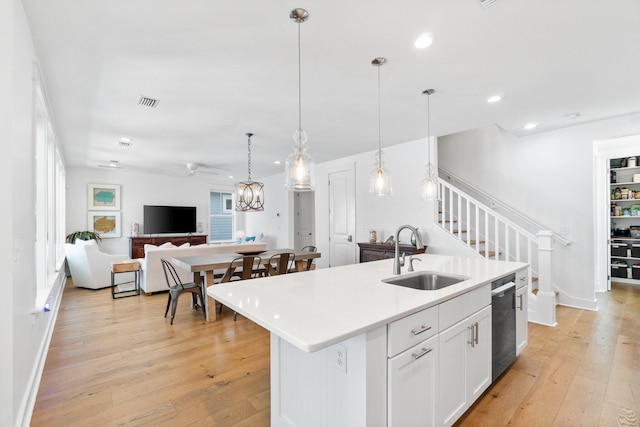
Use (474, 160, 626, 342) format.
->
(217, 255, 262, 320)
(160, 259, 206, 325)
(265, 252, 296, 277)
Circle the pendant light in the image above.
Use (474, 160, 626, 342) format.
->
(284, 8, 315, 191)
(369, 57, 392, 197)
(421, 89, 438, 200)
(235, 132, 265, 212)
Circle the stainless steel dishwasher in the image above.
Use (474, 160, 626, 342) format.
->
(491, 273, 516, 382)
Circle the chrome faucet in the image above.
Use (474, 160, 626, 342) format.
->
(393, 225, 424, 275)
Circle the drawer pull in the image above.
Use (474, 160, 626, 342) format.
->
(411, 325, 432, 336)
(411, 347, 433, 360)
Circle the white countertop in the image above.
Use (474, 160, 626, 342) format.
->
(207, 254, 528, 352)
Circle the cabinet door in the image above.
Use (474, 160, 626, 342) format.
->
(439, 318, 469, 426)
(515, 285, 528, 355)
(388, 335, 439, 427)
(467, 305, 492, 402)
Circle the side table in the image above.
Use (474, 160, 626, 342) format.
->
(111, 260, 141, 299)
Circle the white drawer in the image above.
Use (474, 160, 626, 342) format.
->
(388, 305, 438, 357)
(438, 284, 490, 331)
(468, 284, 491, 314)
(438, 292, 469, 332)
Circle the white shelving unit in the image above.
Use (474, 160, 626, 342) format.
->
(610, 157, 640, 284)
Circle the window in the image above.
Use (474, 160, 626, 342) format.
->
(34, 69, 66, 307)
(209, 191, 234, 242)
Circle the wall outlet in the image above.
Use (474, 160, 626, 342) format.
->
(335, 344, 347, 373)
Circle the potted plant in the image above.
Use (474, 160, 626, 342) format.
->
(65, 230, 101, 244)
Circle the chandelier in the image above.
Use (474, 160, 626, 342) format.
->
(235, 132, 264, 212)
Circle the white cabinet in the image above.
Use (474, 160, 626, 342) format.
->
(467, 306, 492, 402)
(387, 305, 439, 426)
(388, 334, 439, 427)
(438, 285, 492, 427)
(439, 306, 492, 426)
(515, 269, 528, 356)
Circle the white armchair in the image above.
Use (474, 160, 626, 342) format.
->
(65, 239, 131, 289)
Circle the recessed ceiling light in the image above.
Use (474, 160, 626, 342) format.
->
(228, 175, 234, 179)
(524, 123, 538, 130)
(274, 160, 281, 165)
(566, 112, 581, 119)
(487, 95, 502, 103)
(414, 33, 434, 49)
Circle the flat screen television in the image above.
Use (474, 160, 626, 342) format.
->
(143, 205, 197, 234)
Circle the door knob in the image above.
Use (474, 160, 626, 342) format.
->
(346, 235, 353, 242)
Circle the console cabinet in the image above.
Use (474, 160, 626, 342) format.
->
(358, 242, 426, 263)
(129, 235, 207, 258)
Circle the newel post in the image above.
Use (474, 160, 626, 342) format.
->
(535, 230, 557, 326)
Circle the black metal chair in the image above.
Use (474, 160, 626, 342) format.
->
(161, 259, 206, 325)
(265, 252, 296, 276)
(217, 255, 262, 320)
(289, 245, 317, 273)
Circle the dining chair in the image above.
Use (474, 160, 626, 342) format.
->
(160, 259, 206, 325)
(218, 255, 262, 320)
(288, 245, 317, 273)
(265, 252, 296, 276)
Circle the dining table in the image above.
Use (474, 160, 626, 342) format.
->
(171, 248, 321, 321)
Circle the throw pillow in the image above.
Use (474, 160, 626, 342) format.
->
(178, 242, 190, 248)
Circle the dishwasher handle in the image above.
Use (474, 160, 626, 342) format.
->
(491, 281, 515, 296)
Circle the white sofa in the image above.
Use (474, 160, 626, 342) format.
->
(65, 239, 132, 289)
(139, 242, 267, 293)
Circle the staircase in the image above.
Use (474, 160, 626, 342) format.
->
(436, 171, 569, 326)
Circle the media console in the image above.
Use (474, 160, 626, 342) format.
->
(129, 235, 208, 258)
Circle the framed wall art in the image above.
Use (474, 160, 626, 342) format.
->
(88, 183, 121, 210)
(88, 211, 121, 238)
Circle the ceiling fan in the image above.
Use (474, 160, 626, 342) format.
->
(98, 160, 123, 169)
(185, 162, 219, 176)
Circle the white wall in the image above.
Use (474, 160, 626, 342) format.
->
(7, 2, 70, 426)
(438, 115, 640, 309)
(66, 168, 243, 255)
(1, 1, 14, 425)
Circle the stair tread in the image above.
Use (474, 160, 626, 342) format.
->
(532, 289, 559, 296)
(451, 229, 467, 234)
(478, 250, 500, 258)
(468, 240, 486, 245)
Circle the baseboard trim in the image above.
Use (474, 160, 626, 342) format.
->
(16, 272, 66, 427)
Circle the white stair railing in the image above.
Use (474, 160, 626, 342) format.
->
(437, 178, 559, 326)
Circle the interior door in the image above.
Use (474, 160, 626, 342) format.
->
(328, 165, 356, 267)
(294, 191, 315, 249)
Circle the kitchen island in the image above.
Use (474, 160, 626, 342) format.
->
(207, 254, 528, 426)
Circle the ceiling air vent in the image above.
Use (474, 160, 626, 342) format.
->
(478, 0, 501, 8)
(137, 95, 160, 108)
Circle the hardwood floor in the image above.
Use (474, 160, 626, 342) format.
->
(32, 280, 640, 426)
(457, 282, 640, 427)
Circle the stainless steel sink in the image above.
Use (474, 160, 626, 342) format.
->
(382, 271, 469, 290)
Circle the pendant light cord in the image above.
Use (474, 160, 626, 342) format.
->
(377, 64, 382, 169)
(297, 21, 302, 138)
(247, 134, 252, 181)
(427, 91, 431, 164)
